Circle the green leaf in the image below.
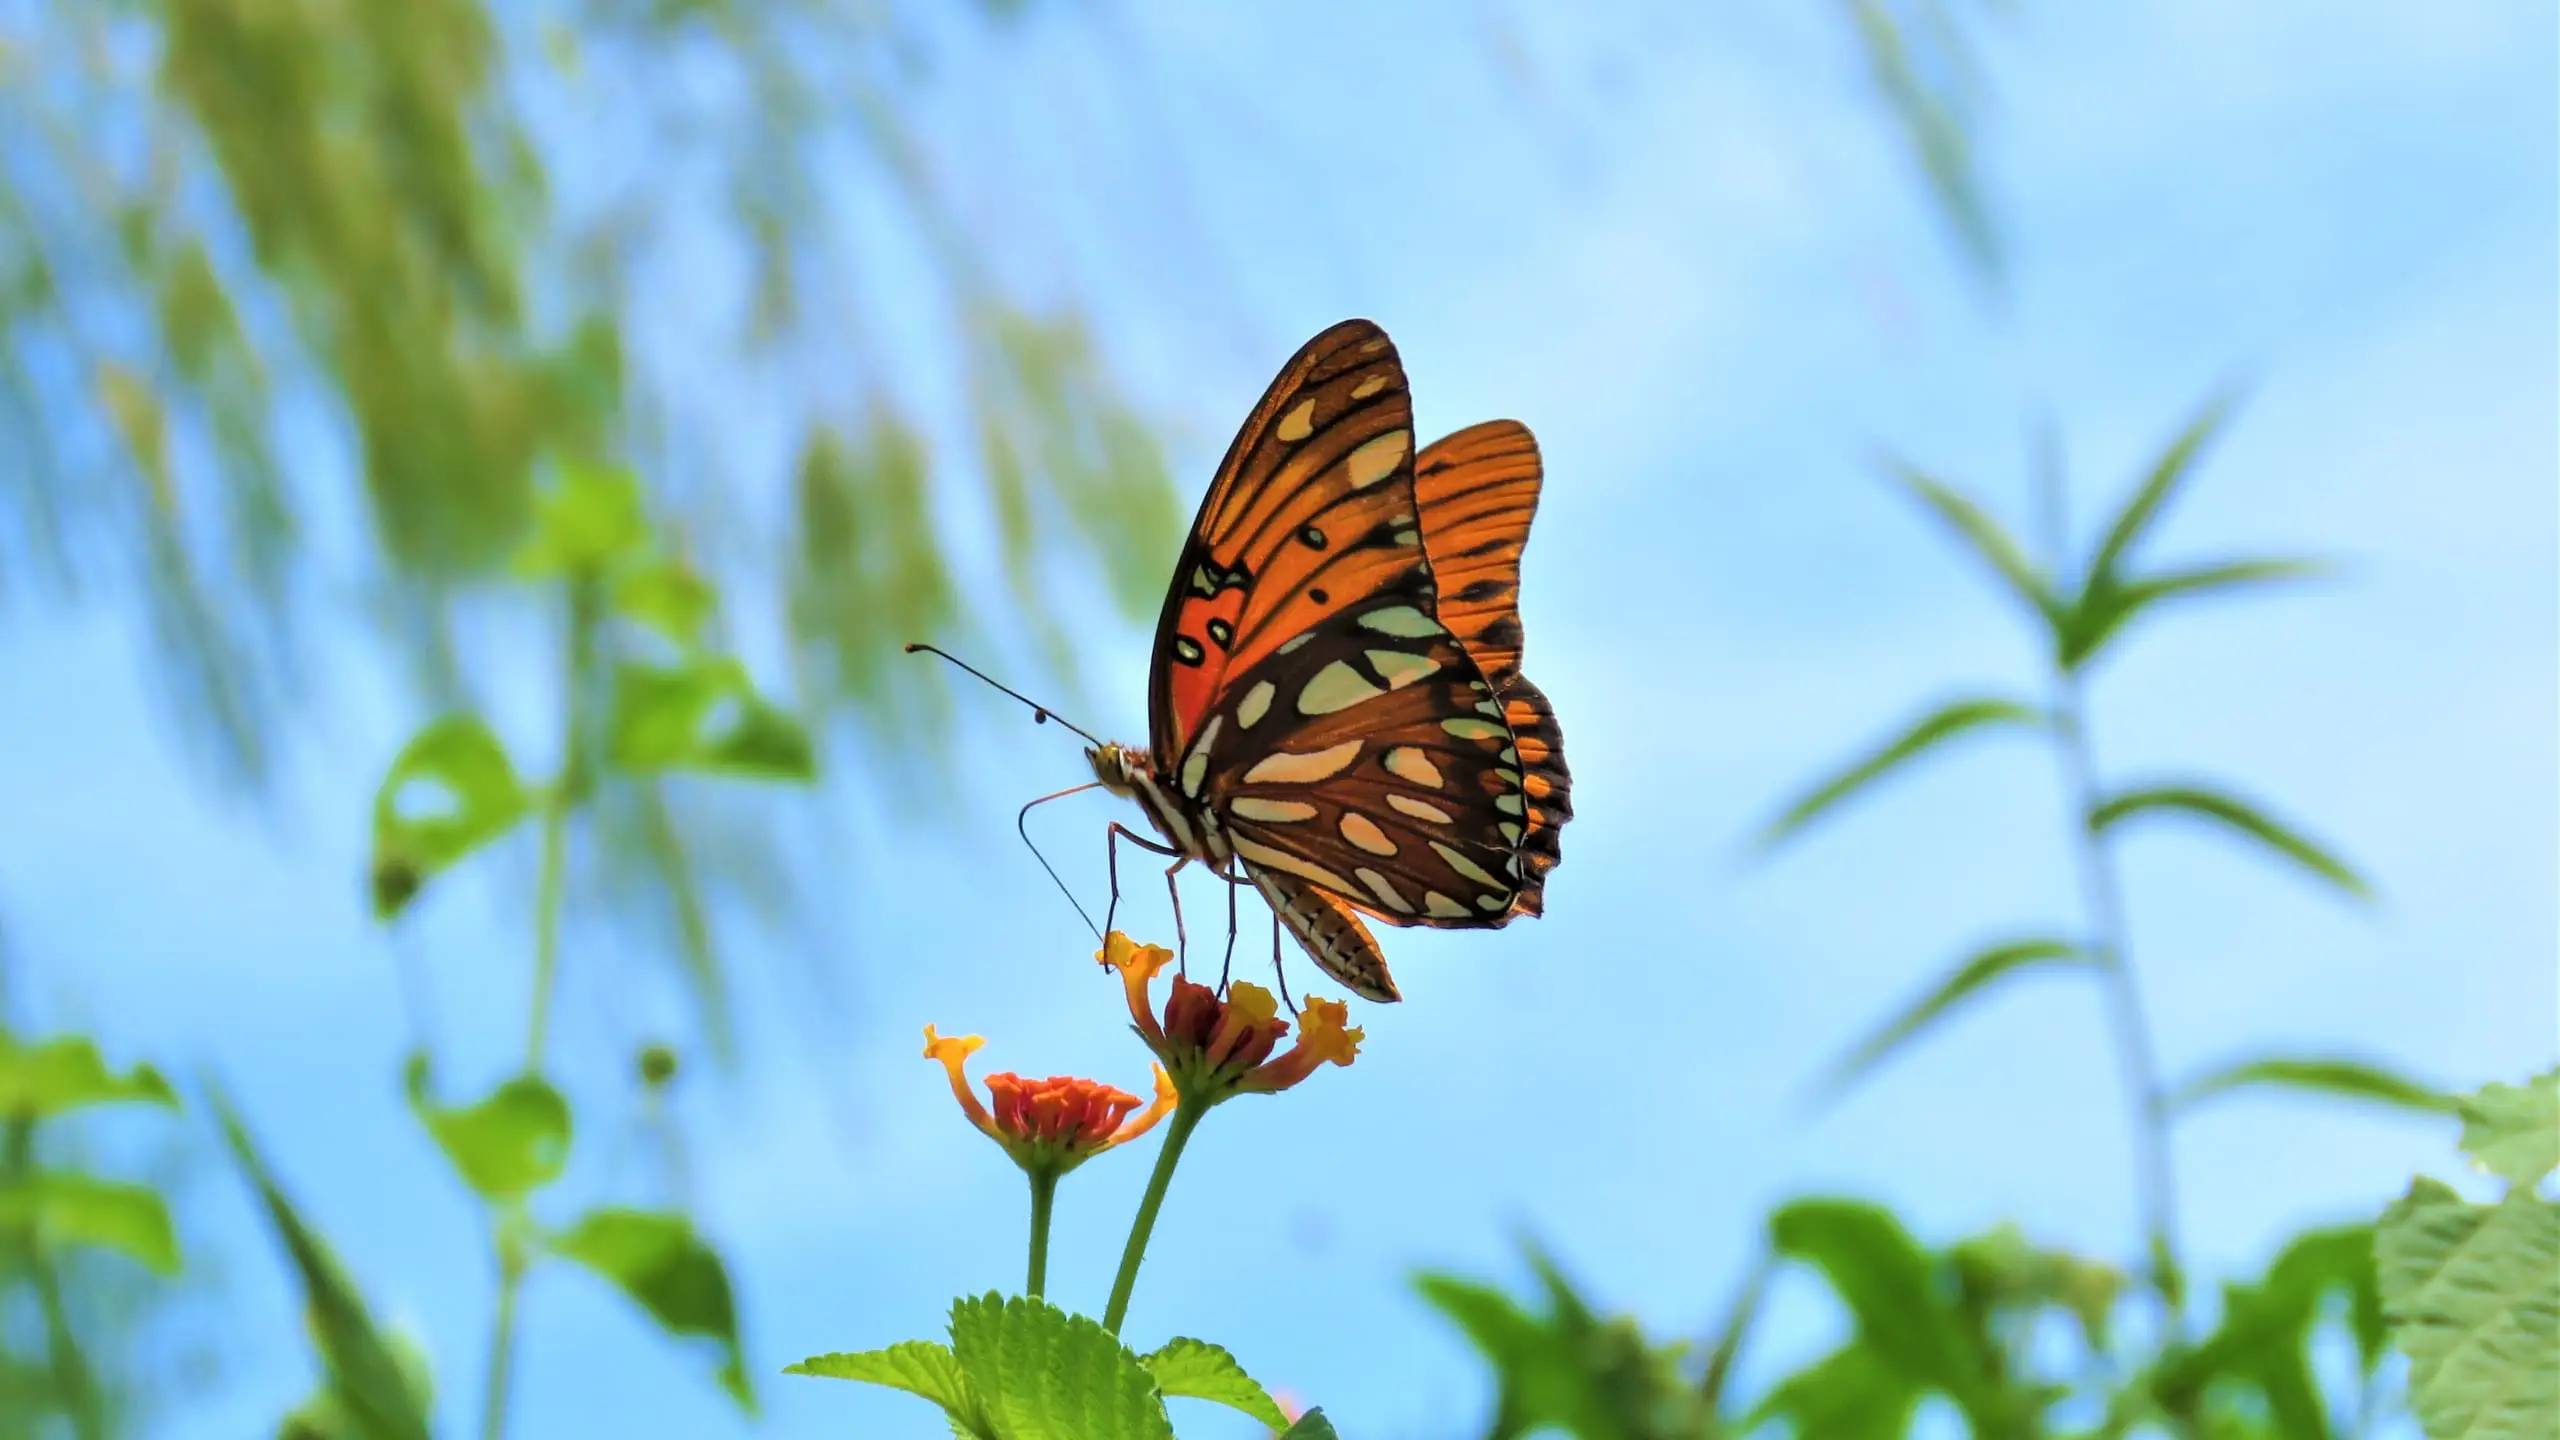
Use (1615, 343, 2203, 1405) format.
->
(2061, 556, 2330, 671)
(612, 558, 717, 644)
(1746, 1342, 1919, 1440)
(209, 1084, 432, 1440)
(2457, 1068, 2560, 1185)
(1416, 1247, 1710, 1439)
(368, 715, 530, 919)
(0, 1173, 180, 1273)
(1887, 462, 2059, 623)
(1759, 696, 2046, 847)
(947, 1292, 1171, 1440)
(2089, 784, 2370, 899)
(1769, 1201, 1996, 1414)
(2376, 1180, 2560, 1440)
(606, 658, 817, 782)
(1140, 1338, 1289, 1428)
(0, 1034, 177, 1118)
(1946, 1222, 2125, 1352)
(2085, 390, 2239, 583)
(788, 1341, 980, 1429)
(405, 1056, 570, 1203)
(513, 461, 648, 579)
(2157, 1225, 2386, 1435)
(2166, 1055, 2457, 1120)
(1814, 936, 2088, 1102)
(1277, 1411, 1339, 1439)
(551, 1207, 755, 1410)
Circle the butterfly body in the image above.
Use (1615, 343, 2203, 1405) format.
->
(1097, 319, 1573, 1003)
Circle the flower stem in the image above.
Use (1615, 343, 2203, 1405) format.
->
(524, 581, 597, 1074)
(480, 1238, 526, 1440)
(1025, 1168, 1058, 1299)
(2051, 675, 2184, 1317)
(1103, 1096, 1207, 1334)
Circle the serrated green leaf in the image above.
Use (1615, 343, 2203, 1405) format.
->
(2061, 556, 2330, 671)
(789, 1341, 978, 1426)
(405, 1056, 570, 1203)
(1814, 936, 2087, 1103)
(1277, 1410, 1339, 1439)
(2088, 784, 2370, 898)
(551, 1207, 754, 1410)
(210, 1084, 432, 1440)
(0, 1034, 177, 1118)
(948, 1292, 1170, 1440)
(2167, 1054, 2456, 1120)
(606, 658, 816, 782)
(0, 1172, 180, 1272)
(368, 715, 529, 918)
(2085, 390, 2239, 584)
(1759, 696, 2046, 847)
(2376, 1180, 2560, 1440)
(1887, 462, 2059, 623)
(514, 461, 648, 579)
(1140, 1338, 1288, 1427)
(2457, 1069, 2560, 1185)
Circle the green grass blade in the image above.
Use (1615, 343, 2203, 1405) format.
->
(2085, 389, 2241, 583)
(2165, 1054, 2457, 1120)
(1758, 696, 2046, 849)
(2088, 783, 2371, 899)
(2061, 556, 2331, 671)
(1886, 462, 2058, 622)
(1811, 937, 2088, 1104)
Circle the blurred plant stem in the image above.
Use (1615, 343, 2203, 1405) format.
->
(1103, 1096, 1207, 1334)
(2050, 676, 2183, 1318)
(5, 1116, 104, 1440)
(524, 580, 598, 1074)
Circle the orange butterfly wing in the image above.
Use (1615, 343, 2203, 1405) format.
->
(1145, 319, 1569, 999)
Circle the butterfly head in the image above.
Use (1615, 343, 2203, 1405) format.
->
(1086, 741, 1152, 800)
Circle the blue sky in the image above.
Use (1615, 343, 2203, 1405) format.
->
(0, 2, 2551, 1435)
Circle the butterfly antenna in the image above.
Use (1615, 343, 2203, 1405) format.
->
(905, 643, 1105, 747)
(1018, 783, 1105, 940)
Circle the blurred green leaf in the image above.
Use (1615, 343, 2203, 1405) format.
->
(787, 407, 962, 745)
(948, 1292, 1170, 1440)
(606, 657, 817, 782)
(2155, 1225, 2386, 1437)
(1759, 696, 2047, 847)
(2061, 557, 2330, 671)
(2456, 1068, 2560, 1185)
(1887, 461, 2059, 624)
(1947, 1222, 2125, 1354)
(2166, 1055, 2457, 1120)
(209, 1084, 432, 1440)
(1814, 936, 2088, 1102)
(1846, 0, 2004, 282)
(612, 558, 718, 645)
(369, 715, 531, 918)
(551, 1207, 754, 1411)
(788, 1340, 979, 1430)
(514, 462, 649, 581)
(1769, 1200, 1996, 1413)
(404, 1056, 570, 1203)
(1418, 1246, 1717, 1440)
(1746, 1342, 1916, 1440)
(1140, 1338, 1289, 1428)
(2084, 391, 2238, 584)
(2376, 1181, 2560, 1440)
(0, 1173, 180, 1274)
(2088, 783, 2370, 898)
(0, 1035, 177, 1119)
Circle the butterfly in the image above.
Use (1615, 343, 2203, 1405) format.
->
(1085, 318, 1572, 1002)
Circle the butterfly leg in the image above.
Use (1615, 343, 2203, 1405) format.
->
(1103, 821, 1183, 955)
(1162, 856, 1191, 970)
(1269, 908, 1296, 1013)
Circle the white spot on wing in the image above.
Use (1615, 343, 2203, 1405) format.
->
(1366, 649, 1441, 690)
(1432, 841, 1501, 888)
(1181, 715, 1223, 798)
(1241, 739, 1363, 785)
(1339, 812, 1397, 856)
(1233, 797, 1318, 823)
(1388, 794, 1453, 824)
(1298, 661, 1385, 715)
(1233, 836, 1359, 896)
(1357, 606, 1442, 638)
(1383, 747, 1443, 788)
(1424, 891, 1468, 918)
(1443, 718, 1505, 740)
(1345, 430, 1411, 489)
(1276, 398, 1316, 442)
(1356, 867, 1413, 912)
(1236, 680, 1276, 728)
